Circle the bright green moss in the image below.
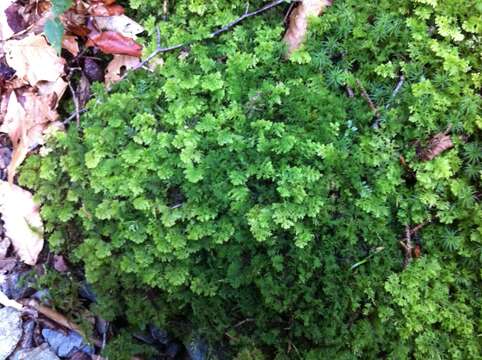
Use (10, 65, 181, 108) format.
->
(21, 0, 481, 358)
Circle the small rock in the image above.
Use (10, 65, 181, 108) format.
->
(19, 319, 35, 349)
(185, 335, 208, 360)
(0, 273, 34, 300)
(0, 307, 23, 360)
(9, 343, 59, 360)
(41, 329, 93, 358)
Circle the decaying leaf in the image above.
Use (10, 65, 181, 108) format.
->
(104, 54, 140, 85)
(419, 133, 454, 161)
(93, 15, 144, 38)
(4, 34, 66, 85)
(87, 31, 143, 57)
(283, 0, 333, 55)
(0, 180, 43, 266)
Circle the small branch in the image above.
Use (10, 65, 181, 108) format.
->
(162, 0, 169, 21)
(385, 75, 405, 110)
(68, 81, 81, 126)
(400, 221, 428, 269)
(63, 108, 88, 125)
(356, 79, 381, 125)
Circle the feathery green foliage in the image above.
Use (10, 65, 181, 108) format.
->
(21, 0, 481, 358)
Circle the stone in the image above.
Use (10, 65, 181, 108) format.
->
(0, 307, 23, 360)
(41, 329, 93, 358)
(9, 344, 59, 360)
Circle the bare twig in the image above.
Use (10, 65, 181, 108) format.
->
(385, 75, 405, 110)
(356, 79, 381, 120)
(400, 221, 428, 268)
(68, 81, 81, 126)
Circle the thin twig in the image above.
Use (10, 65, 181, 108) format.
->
(68, 81, 81, 126)
(372, 75, 405, 128)
(401, 225, 413, 268)
(385, 75, 405, 110)
(356, 79, 380, 120)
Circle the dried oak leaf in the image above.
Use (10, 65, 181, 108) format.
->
(105, 55, 140, 86)
(0, 180, 43, 266)
(4, 34, 66, 85)
(283, 0, 333, 55)
(419, 133, 453, 161)
(87, 31, 142, 57)
(93, 15, 144, 38)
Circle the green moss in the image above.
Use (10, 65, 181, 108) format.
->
(21, 0, 481, 358)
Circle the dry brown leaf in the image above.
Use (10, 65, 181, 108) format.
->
(283, 0, 333, 55)
(419, 133, 454, 161)
(0, 0, 16, 41)
(62, 35, 80, 56)
(36, 77, 69, 108)
(1, 91, 59, 182)
(104, 55, 140, 86)
(0, 181, 43, 266)
(93, 15, 144, 38)
(4, 34, 66, 85)
(87, 30, 143, 57)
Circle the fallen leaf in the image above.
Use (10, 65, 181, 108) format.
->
(88, 3, 125, 16)
(62, 35, 80, 56)
(0, 181, 43, 266)
(104, 55, 140, 85)
(93, 15, 144, 38)
(283, 0, 333, 55)
(0, 0, 16, 40)
(36, 77, 69, 108)
(419, 133, 454, 161)
(0, 91, 59, 182)
(87, 31, 143, 57)
(4, 34, 66, 85)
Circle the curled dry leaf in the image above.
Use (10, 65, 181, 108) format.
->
(87, 31, 143, 57)
(62, 35, 80, 56)
(4, 34, 66, 85)
(105, 55, 140, 86)
(93, 15, 144, 38)
(419, 133, 454, 161)
(0, 180, 43, 266)
(283, 0, 333, 55)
